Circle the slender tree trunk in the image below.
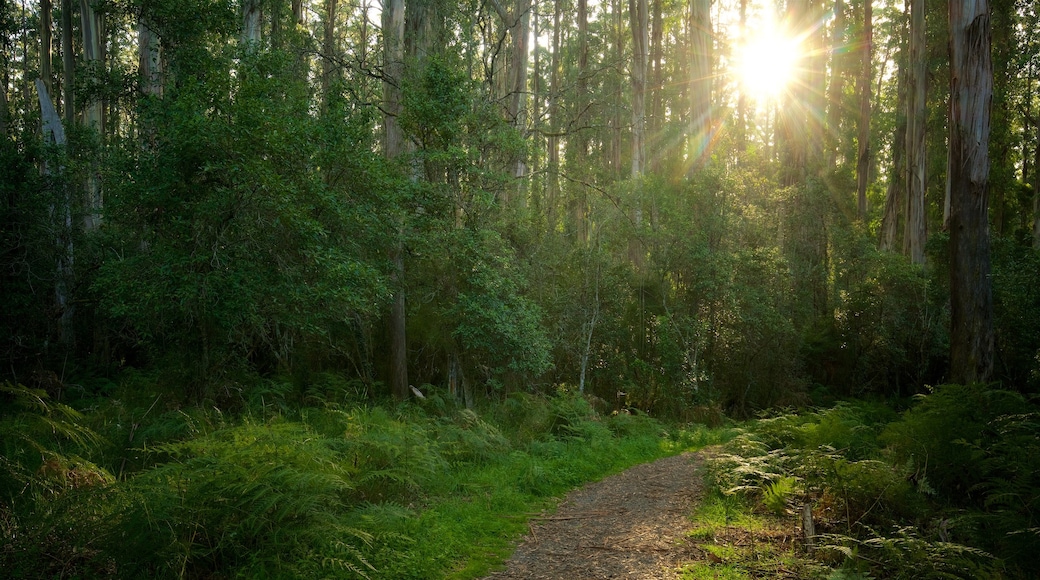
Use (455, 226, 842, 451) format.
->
(510, 0, 531, 196)
(903, 0, 926, 264)
(36, 80, 73, 345)
(322, 0, 338, 108)
(138, 19, 161, 97)
(572, 0, 588, 242)
(612, 0, 623, 177)
(1031, 118, 1040, 247)
(241, 0, 262, 48)
(649, 0, 662, 169)
(944, 98, 952, 231)
(778, 0, 810, 185)
(688, 0, 711, 172)
(737, 0, 747, 154)
(547, 0, 561, 232)
(1033, 120, 1040, 248)
(826, 0, 845, 166)
(0, 55, 8, 137)
(61, 0, 73, 128)
(807, 0, 827, 169)
(948, 0, 994, 384)
(880, 27, 906, 252)
(384, 0, 409, 400)
(855, 0, 872, 219)
(80, 0, 102, 231)
(40, 0, 53, 94)
(629, 0, 647, 179)
(629, 0, 648, 268)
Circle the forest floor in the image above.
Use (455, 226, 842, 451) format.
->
(482, 450, 709, 579)
(481, 449, 808, 579)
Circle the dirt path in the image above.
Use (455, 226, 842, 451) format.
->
(482, 451, 705, 580)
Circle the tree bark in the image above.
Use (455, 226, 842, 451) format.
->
(61, 0, 73, 128)
(948, 0, 994, 384)
(903, 0, 926, 264)
(241, 0, 262, 48)
(321, 0, 339, 108)
(384, 0, 409, 400)
(80, 0, 102, 231)
(688, 0, 711, 172)
(138, 18, 162, 97)
(40, 0, 53, 94)
(36, 80, 74, 345)
(1032, 120, 1040, 248)
(547, 0, 561, 232)
(736, 0, 747, 154)
(629, 0, 647, 179)
(880, 20, 906, 252)
(649, 0, 663, 169)
(855, 0, 872, 219)
(826, 0, 845, 166)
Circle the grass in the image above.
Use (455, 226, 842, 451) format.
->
(0, 378, 735, 579)
(679, 489, 826, 580)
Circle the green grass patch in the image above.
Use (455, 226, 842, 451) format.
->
(0, 380, 732, 579)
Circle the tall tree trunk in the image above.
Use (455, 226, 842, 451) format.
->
(629, 0, 647, 268)
(880, 24, 907, 252)
(1032, 120, 1040, 248)
(40, 0, 53, 94)
(572, 0, 589, 242)
(736, 0, 747, 154)
(649, 0, 663, 169)
(826, 0, 845, 166)
(61, 0, 73, 128)
(629, 0, 647, 179)
(510, 0, 531, 197)
(855, 0, 872, 219)
(241, 0, 262, 48)
(688, 0, 711, 172)
(547, 0, 561, 233)
(611, 0, 623, 177)
(948, 0, 994, 384)
(36, 80, 73, 345)
(806, 0, 827, 169)
(80, 0, 102, 231)
(903, 0, 926, 264)
(321, 0, 338, 108)
(779, 0, 807, 185)
(383, 0, 409, 400)
(138, 19, 162, 97)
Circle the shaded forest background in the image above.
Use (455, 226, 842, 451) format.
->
(4, 0, 1039, 411)
(2, 0, 1040, 411)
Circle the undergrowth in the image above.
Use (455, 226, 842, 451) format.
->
(702, 389, 1040, 579)
(0, 377, 728, 579)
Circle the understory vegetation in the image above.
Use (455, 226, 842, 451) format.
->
(0, 379, 726, 579)
(704, 387, 1040, 579)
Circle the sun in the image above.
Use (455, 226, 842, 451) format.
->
(736, 30, 801, 100)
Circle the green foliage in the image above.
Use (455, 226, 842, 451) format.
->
(1, 387, 708, 578)
(95, 49, 390, 390)
(710, 392, 1040, 578)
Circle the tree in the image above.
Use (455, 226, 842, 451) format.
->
(826, 0, 846, 166)
(880, 11, 906, 253)
(383, 0, 409, 400)
(688, 0, 710, 171)
(855, 0, 872, 219)
(903, 0, 925, 264)
(948, 0, 994, 384)
(80, 0, 103, 231)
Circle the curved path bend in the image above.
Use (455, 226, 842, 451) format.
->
(483, 451, 705, 580)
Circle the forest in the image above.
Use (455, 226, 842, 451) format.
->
(1, 0, 1039, 577)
